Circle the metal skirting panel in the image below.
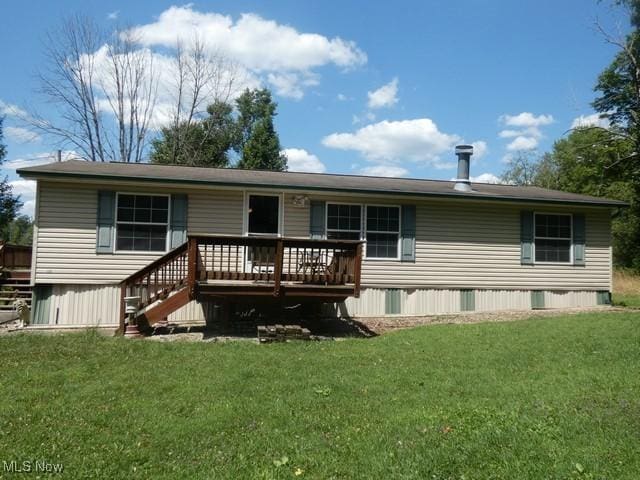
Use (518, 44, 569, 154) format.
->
(403, 289, 460, 315)
(544, 290, 598, 308)
(475, 290, 531, 311)
(39, 284, 215, 326)
(47, 284, 121, 325)
(337, 288, 601, 317)
(167, 300, 218, 322)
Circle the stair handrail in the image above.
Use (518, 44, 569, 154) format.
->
(119, 242, 191, 333)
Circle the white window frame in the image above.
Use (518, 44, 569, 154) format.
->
(364, 204, 401, 261)
(325, 202, 363, 241)
(114, 192, 170, 254)
(243, 191, 284, 237)
(533, 212, 573, 264)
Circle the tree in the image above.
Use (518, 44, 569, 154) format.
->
(235, 89, 287, 171)
(592, 0, 640, 270)
(26, 15, 156, 162)
(0, 117, 22, 233)
(158, 38, 241, 166)
(151, 101, 236, 167)
(1, 215, 33, 246)
(500, 151, 557, 188)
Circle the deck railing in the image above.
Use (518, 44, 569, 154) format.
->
(192, 235, 363, 295)
(119, 235, 363, 330)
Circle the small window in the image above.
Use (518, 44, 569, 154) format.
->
(366, 206, 400, 259)
(116, 194, 168, 252)
(327, 204, 361, 240)
(534, 213, 571, 263)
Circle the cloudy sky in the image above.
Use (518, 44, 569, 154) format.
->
(0, 1, 628, 217)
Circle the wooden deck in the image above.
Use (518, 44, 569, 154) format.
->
(119, 235, 363, 331)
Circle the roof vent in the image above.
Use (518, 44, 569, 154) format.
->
(454, 144, 473, 192)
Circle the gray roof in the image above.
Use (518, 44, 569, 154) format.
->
(17, 160, 627, 207)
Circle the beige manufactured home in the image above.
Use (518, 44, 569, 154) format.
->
(17, 148, 625, 331)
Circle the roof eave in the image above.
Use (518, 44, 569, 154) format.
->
(16, 168, 629, 208)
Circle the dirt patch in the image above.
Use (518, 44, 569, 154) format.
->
(356, 306, 626, 334)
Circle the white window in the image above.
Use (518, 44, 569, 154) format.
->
(326, 203, 362, 240)
(534, 213, 572, 263)
(365, 205, 400, 259)
(116, 194, 169, 252)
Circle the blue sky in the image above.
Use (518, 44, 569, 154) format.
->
(0, 1, 629, 216)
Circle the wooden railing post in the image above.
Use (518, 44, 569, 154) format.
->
(187, 237, 198, 300)
(273, 238, 284, 297)
(353, 243, 363, 298)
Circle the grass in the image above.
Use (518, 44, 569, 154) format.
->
(2, 312, 640, 479)
(613, 269, 640, 307)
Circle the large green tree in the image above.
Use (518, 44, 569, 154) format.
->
(591, 0, 640, 270)
(151, 101, 236, 168)
(234, 89, 287, 171)
(0, 117, 22, 234)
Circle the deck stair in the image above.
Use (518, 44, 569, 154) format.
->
(0, 243, 32, 312)
(120, 235, 363, 334)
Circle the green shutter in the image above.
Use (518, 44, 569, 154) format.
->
(521, 211, 534, 265)
(96, 191, 115, 253)
(573, 214, 586, 266)
(460, 289, 475, 311)
(401, 205, 416, 262)
(531, 290, 545, 309)
(170, 194, 188, 249)
(385, 289, 401, 314)
(31, 285, 52, 325)
(596, 291, 611, 305)
(309, 200, 326, 239)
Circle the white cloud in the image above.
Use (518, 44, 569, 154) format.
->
(367, 78, 399, 109)
(128, 6, 366, 99)
(571, 113, 610, 129)
(9, 179, 36, 217)
(506, 136, 539, 151)
(450, 172, 502, 184)
(499, 112, 554, 128)
(432, 161, 457, 170)
(4, 151, 77, 170)
(360, 165, 409, 177)
(471, 141, 488, 160)
(4, 126, 40, 143)
(498, 112, 553, 152)
(322, 118, 462, 164)
(107, 11, 119, 20)
(281, 148, 326, 173)
(0, 100, 27, 117)
(267, 72, 319, 100)
(470, 173, 501, 184)
(337, 93, 348, 101)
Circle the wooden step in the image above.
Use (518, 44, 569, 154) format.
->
(137, 288, 190, 327)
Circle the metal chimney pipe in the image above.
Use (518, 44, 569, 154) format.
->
(454, 144, 473, 192)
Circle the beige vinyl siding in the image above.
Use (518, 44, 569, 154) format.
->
(35, 182, 243, 284)
(35, 181, 612, 290)
(306, 194, 611, 291)
(283, 193, 310, 237)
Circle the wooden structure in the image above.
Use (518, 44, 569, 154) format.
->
(0, 243, 33, 312)
(119, 235, 363, 332)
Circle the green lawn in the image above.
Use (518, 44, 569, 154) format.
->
(2, 312, 640, 479)
(613, 293, 640, 308)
